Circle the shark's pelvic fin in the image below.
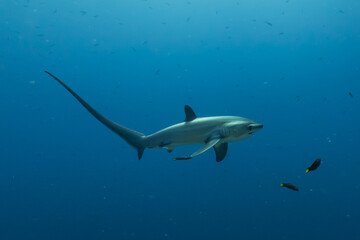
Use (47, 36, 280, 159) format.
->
(174, 138, 220, 160)
(184, 105, 197, 122)
(213, 143, 228, 162)
(159, 140, 174, 153)
(44, 71, 146, 159)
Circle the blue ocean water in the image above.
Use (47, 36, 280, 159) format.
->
(1, 0, 360, 239)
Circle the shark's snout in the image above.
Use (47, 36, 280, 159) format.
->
(248, 123, 263, 133)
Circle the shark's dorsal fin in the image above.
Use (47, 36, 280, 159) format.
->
(184, 105, 197, 122)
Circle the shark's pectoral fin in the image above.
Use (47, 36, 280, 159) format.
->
(191, 138, 221, 157)
(174, 138, 221, 160)
(213, 143, 228, 162)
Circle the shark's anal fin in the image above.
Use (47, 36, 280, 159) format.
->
(174, 138, 221, 160)
(184, 105, 197, 122)
(165, 146, 174, 153)
(213, 143, 228, 162)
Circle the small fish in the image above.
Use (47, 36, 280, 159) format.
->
(306, 158, 321, 173)
(348, 92, 354, 98)
(265, 21, 273, 26)
(80, 10, 87, 15)
(174, 156, 192, 160)
(281, 183, 299, 191)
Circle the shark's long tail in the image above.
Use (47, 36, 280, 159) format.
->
(44, 71, 146, 159)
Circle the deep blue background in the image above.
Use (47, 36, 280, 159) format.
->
(1, 0, 359, 239)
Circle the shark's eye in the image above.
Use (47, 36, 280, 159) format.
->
(248, 125, 253, 131)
